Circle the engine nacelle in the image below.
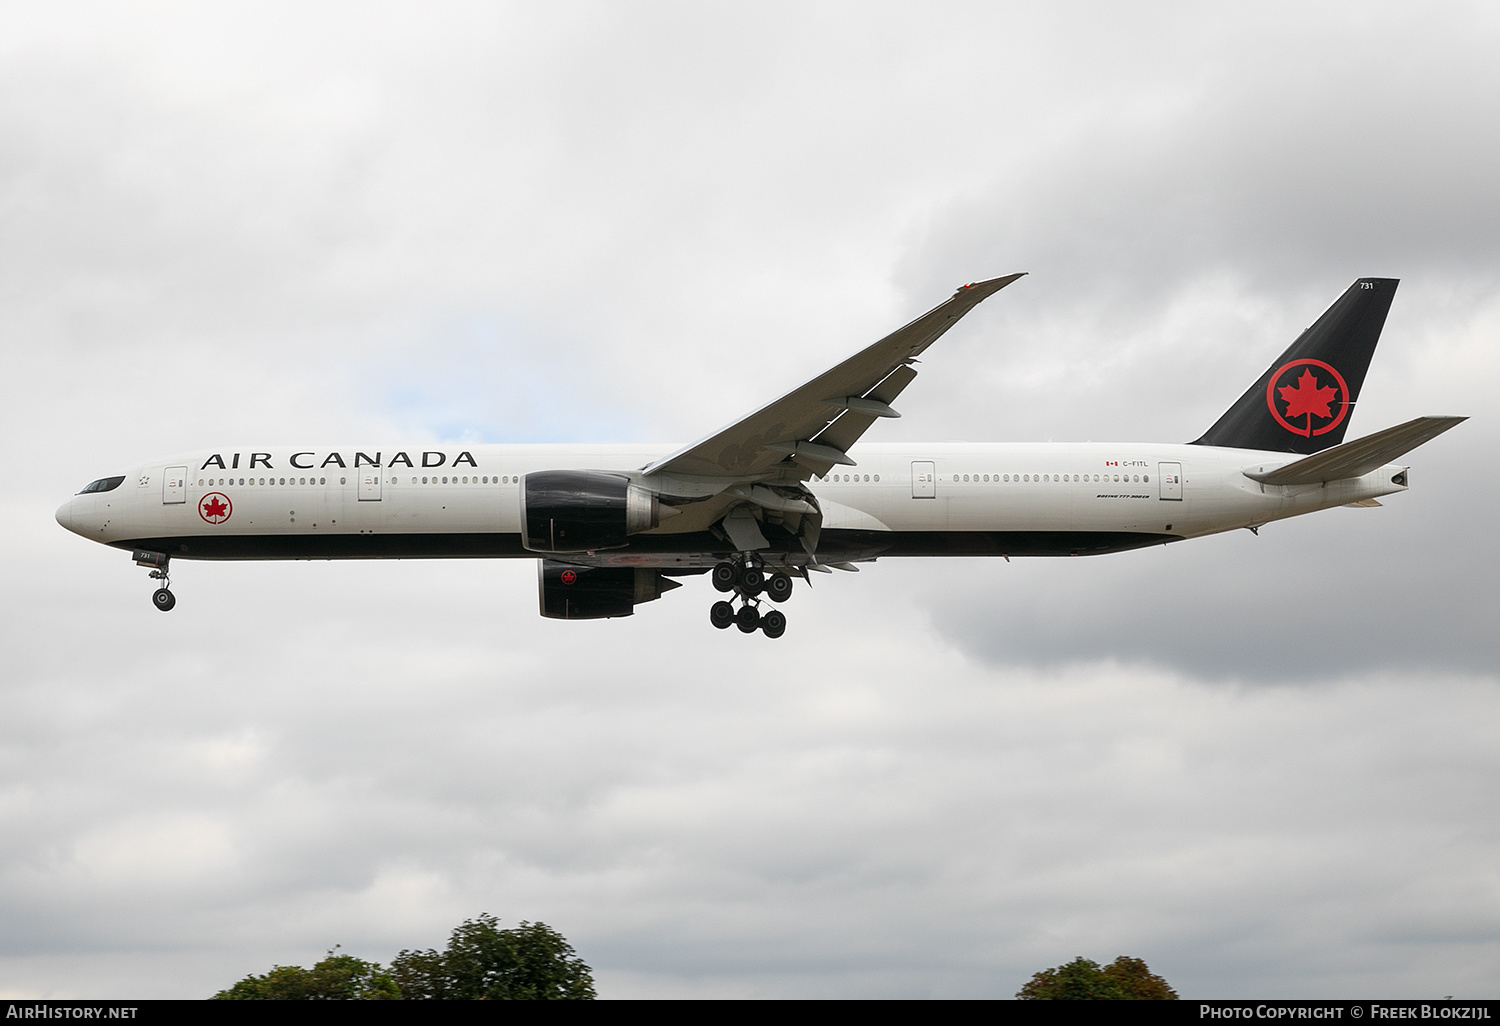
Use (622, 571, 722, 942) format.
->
(538, 560, 681, 620)
(520, 470, 665, 553)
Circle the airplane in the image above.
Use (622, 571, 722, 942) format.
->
(56, 274, 1463, 639)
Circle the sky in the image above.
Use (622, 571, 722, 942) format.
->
(2, 0, 1498, 999)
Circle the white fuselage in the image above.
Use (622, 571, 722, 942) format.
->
(55, 441, 1410, 567)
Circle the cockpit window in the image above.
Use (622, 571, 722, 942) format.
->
(77, 476, 125, 494)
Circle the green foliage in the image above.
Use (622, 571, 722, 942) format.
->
(391, 915, 596, 1000)
(1103, 955, 1180, 1000)
(1016, 955, 1178, 1000)
(213, 916, 595, 1000)
(212, 949, 400, 1000)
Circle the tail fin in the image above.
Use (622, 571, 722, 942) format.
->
(1192, 278, 1398, 454)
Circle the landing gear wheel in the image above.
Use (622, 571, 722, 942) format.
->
(735, 604, 761, 633)
(766, 572, 793, 603)
(710, 600, 735, 629)
(740, 567, 765, 596)
(761, 609, 786, 639)
(152, 588, 176, 612)
(711, 562, 739, 593)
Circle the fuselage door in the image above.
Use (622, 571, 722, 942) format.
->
(1158, 462, 1183, 500)
(911, 460, 936, 498)
(163, 466, 187, 504)
(359, 470, 382, 501)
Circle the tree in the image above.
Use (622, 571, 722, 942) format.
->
(391, 915, 596, 1000)
(212, 916, 595, 1000)
(1016, 955, 1177, 1000)
(1102, 955, 1179, 1000)
(213, 948, 400, 1000)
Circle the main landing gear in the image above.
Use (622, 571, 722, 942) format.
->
(134, 549, 176, 612)
(709, 558, 793, 639)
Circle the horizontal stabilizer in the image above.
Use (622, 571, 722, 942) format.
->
(1244, 416, 1465, 486)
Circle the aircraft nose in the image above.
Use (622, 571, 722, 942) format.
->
(55, 499, 73, 532)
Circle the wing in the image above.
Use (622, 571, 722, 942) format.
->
(642, 273, 1026, 479)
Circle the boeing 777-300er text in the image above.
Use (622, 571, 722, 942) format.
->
(57, 274, 1463, 638)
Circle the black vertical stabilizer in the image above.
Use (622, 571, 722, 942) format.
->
(1191, 278, 1398, 454)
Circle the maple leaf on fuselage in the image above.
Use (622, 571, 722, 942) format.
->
(1278, 368, 1340, 422)
(202, 497, 228, 519)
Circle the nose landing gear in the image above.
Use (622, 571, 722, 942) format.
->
(708, 559, 795, 638)
(134, 549, 176, 612)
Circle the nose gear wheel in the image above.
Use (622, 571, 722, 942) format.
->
(145, 564, 176, 612)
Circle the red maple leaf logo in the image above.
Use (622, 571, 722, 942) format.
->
(560, 569, 578, 585)
(1277, 368, 1339, 422)
(199, 494, 232, 524)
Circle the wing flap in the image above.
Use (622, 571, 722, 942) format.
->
(813, 364, 922, 457)
(1244, 416, 1466, 485)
